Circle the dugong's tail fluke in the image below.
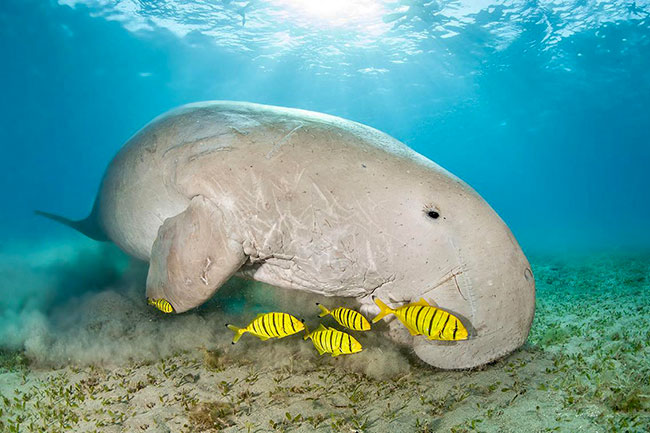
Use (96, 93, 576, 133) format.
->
(34, 210, 108, 241)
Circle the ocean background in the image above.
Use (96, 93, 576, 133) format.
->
(1, 0, 649, 432)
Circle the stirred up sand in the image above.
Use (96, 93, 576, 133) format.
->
(0, 239, 648, 432)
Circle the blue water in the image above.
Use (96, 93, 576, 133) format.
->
(1, 0, 649, 254)
(1, 3, 650, 432)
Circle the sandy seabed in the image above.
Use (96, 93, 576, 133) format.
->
(0, 238, 648, 432)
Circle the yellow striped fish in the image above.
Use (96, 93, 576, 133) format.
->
(303, 324, 362, 357)
(372, 297, 468, 341)
(226, 312, 304, 344)
(148, 298, 174, 313)
(316, 303, 371, 331)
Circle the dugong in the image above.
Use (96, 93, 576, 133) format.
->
(40, 101, 535, 369)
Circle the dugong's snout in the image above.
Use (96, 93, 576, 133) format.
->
(413, 213, 536, 369)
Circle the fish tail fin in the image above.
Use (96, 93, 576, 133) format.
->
(226, 324, 247, 344)
(316, 303, 330, 318)
(372, 297, 395, 323)
(35, 210, 107, 241)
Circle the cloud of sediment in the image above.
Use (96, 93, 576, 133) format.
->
(0, 239, 410, 378)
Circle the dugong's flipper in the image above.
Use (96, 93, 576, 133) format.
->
(146, 196, 246, 313)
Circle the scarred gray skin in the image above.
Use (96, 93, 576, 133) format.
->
(82, 101, 534, 369)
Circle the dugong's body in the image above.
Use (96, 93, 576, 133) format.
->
(49, 101, 535, 369)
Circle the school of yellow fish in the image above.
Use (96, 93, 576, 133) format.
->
(148, 294, 469, 357)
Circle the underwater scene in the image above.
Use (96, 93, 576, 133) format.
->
(1, 0, 649, 432)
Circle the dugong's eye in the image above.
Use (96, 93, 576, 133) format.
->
(426, 210, 440, 219)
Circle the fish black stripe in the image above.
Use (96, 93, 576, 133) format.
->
(270, 313, 277, 335)
(440, 315, 450, 338)
(261, 317, 268, 335)
(346, 334, 351, 352)
(409, 306, 419, 325)
(402, 306, 411, 325)
(329, 330, 334, 351)
(409, 306, 418, 323)
(255, 316, 264, 336)
(422, 308, 434, 334)
(289, 316, 297, 333)
(352, 312, 360, 330)
(274, 313, 283, 336)
(338, 309, 346, 324)
(342, 309, 350, 327)
(453, 320, 458, 339)
(251, 319, 260, 335)
(319, 331, 327, 351)
(403, 306, 412, 326)
(433, 309, 445, 330)
(273, 314, 281, 335)
(260, 316, 270, 336)
(444, 315, 455, 336)
(428, 310, 439, 335)
(432, 311, 443, 334)
(267, 314, 277, 336)
(414, 306, 424, 333)
(283, 314, 289, 335)
(267, 314, 276, 336)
